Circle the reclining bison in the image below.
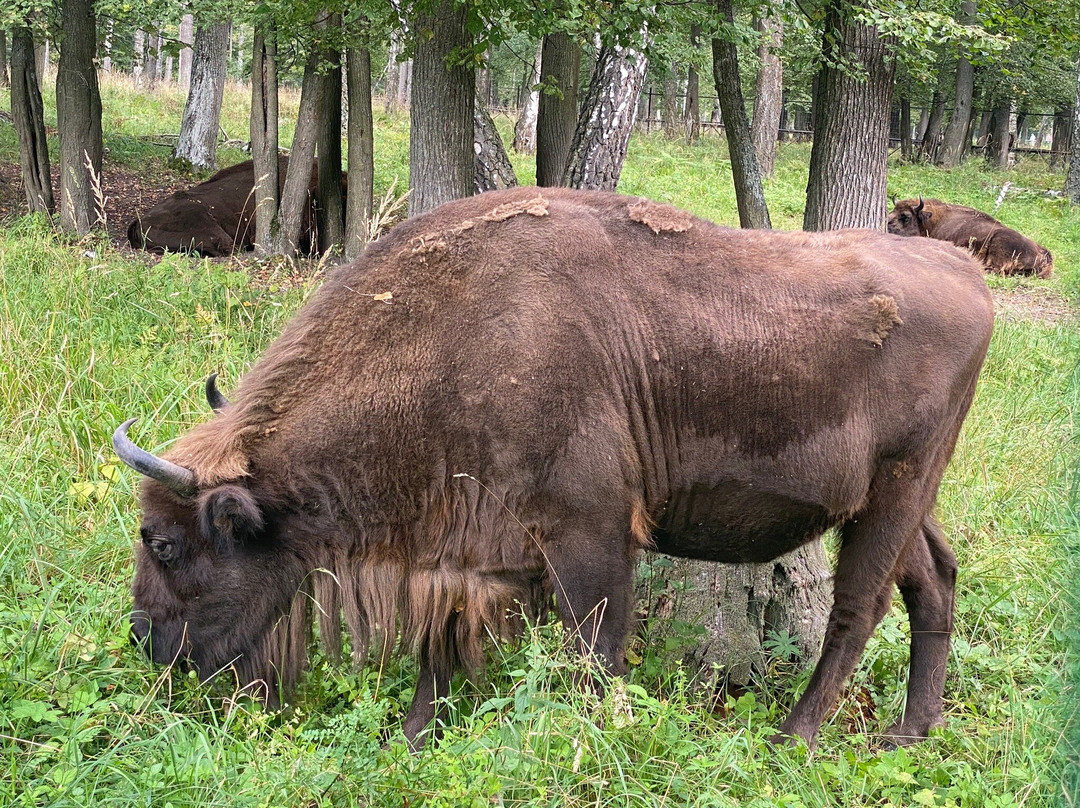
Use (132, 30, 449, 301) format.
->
(888, 196, 1053, 278)
(127, 157, 325, 256)
(114, 188, 993, 750)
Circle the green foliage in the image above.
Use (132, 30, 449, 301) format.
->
(0, 81, 1076, 806)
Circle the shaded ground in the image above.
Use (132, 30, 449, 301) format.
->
(0, 158, 1074, 323)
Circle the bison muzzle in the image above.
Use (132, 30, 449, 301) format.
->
(115, 188, 994, 749)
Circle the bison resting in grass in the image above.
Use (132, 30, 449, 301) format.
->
(126, 157, 324, 257)
(887, 196, 1053, 278)
(115, 188, 993, 749)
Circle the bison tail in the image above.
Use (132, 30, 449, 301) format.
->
(127, 219, 145, 249)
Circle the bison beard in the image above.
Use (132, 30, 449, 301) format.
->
(115, 188, 994, 750)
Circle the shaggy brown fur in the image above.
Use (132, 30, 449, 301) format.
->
(887, 197, 1053, 278)
(120, 187, 994, 750)
(126, 157, 335, 257)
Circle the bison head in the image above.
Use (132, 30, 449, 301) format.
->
(887, 197, 931, 237)
(113, 404, 310, 699)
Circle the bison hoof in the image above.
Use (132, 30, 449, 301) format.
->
(880, 719, 941, 749)
(767, 730, 814, 750)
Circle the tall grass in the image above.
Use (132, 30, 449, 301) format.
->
(0, 80, 1077, 807)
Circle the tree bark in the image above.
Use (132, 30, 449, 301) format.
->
(900, 96, 912, 160)
(344, 43, 374, 259)
(383, 30, 402, 114)
(474, 98, 518, 192)
(133, 29, 145, 84)
(175, 21, 231, 171)
(250, 27, 282, 256)
(661, 64, 680, 139)
(280, 48, 320, 257)
(638, 541, 832, 693)
(408, 0, 475, 216)
(178, 14, 194, 88)
(920, 82, 947, 161)
(0, 30, 9, 88)
(512, 40, 542, 154)
(1064, 59, 1080, 204)
(803, 3, 894, 232)
(1051, 104, 1074, 169)
(10, 27, 54, 213)
(939, 0, 975, 167)
(712, 0, 771, 229)
(56, 0, 103, 234)
(564, 40, 648, 191)
(684, 25, 701, 145)
(986, 100, 1010, 168)
(102, 19, 113, 73)
(145, 29, 161, 90)
(751, 12, 783, 179)
(316, 12, 344, 254)
(536, 32, 581, 187)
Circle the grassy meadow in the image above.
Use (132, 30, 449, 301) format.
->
(0, 75, 1077, 807)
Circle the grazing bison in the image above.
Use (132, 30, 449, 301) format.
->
(887, 196, 1053, 278)
(126, 157, 323, 256)
(114, 188, 993, 749)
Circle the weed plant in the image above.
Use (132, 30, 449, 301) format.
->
(0, 80, 1077, 807)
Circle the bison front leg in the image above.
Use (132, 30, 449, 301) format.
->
(882, 516, 956, 747)
(774, 473, 940, 748)
(401, 657, 452, 750)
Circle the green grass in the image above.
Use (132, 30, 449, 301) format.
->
(0, 81, 1077, 807)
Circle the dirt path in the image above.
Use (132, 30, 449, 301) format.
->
(990, 286, 1076, 325)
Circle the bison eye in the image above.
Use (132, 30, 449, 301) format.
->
(900, 214, 910, 223)
(145, 535, 177, 563)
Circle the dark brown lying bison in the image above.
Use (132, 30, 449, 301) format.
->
(114, 188, 993, 750)
(888, 196, 1053, 278)
(126, 157, 322, 256)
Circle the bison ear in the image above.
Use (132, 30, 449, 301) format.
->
(199, 484, 264, 554)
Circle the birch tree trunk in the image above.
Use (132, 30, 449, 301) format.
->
(1065, 59, 1080, 204)
(178, 14, 194, 88)
(751, 12, 783, 178)
(344, 43, 374, 259)
(102, 20, 113, 73)
(133, 29, 145, 85)
(175, 21, 231, 170)
(803, 3, 894, 232)
(475, 99, 518, 192)
(536, 32, 580, 186)
(250, 27, 283, 256)
(512, 40, 542, 155)
(684, 25, 701, 145)
(939, 0, 975, 167)
(56, 0, 103, 235)
(563, 40, 648, 191)
(712, 0, 771, 229)
(11, 26, 54, 213)
(408, 0, 474, 216)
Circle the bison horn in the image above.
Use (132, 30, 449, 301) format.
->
(113, 418, 198, 498)
(915, 196, 924, 214)
(205, 373, 230, 412)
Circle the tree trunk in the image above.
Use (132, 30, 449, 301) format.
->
(178, 14, 194, 88)
(803, 4, 894, 232)
(564, 40, 648, 190)
(280, 48, 320, 257)
(0, 30, 9, 88)
(684, 25, 701, 145)
(10, 27, 54, 213)
(1066, 59, 1080, 204)
(35, 39, 48, 81)
(939, 0, 975, 167)
(536, 32, 581, 187)
(56, 0, 103, 235)
(145, 29, 161, 90)
(920, 87, 946, 161)
(102, 20, 113, 73)
(512, 40, 542, 154)
(408, 0, 475, 216)
(638, 541, 832, 693)
(344, 43, 374, 259)
(316, 12, 344, 254)
(975, 107, 992, 149)
(475, 99, 518, 192)
(250, 27, 282, 256)
(661, 64, 680, 139)
(751, 12, 783, 178)
(1052, 104, 1074, 169)
(712, 0, 771, 229)
(383, 30, 402, 114)
(174, 21, 231, 171)
(133, 29, 144, 84)
(986, 100, 1010, 169)
(900, 96, 912, 160)
(398, 58, 412, 107)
